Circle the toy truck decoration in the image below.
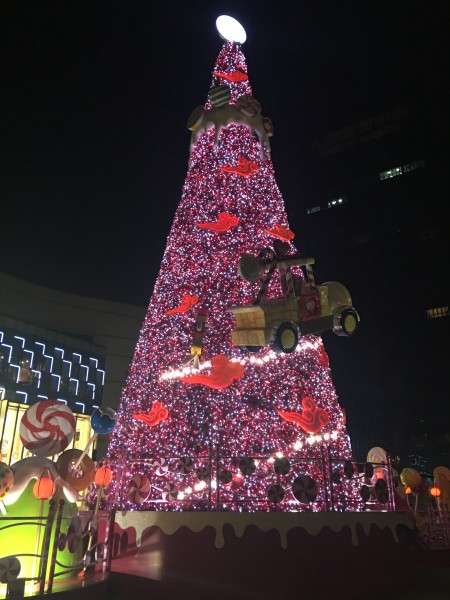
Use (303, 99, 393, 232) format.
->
(227, 250, 360, 353)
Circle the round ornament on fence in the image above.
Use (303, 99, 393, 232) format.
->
(292, 475, 318, 503)
(177, 456, 194, 474)
(162, 483, 178, 502)
(196, 466, 210, 481)
(0, 556, 21, 584)
(56, 533, 67, 552)
(267, 484, 285, 503)
(219, 469, 232, 484)
(67, 516, 83, 553)
(126, 475, 151, 503)
(239, 457, 256, 476)
(375, 478, 389, 504)
(273, 457, 291, 475)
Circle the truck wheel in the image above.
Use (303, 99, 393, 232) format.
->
(333, 307, 359, 337)
(270, 322, 299, 353)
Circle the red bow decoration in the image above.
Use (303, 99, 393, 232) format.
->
(213, 70, 248, 82)
(276, 396, 329, 434)
(133, 401, 169, 427)
(263, 223, 295, 241)
(180, 354, 244, 390)
(196, 212, 239, 232)
(166, 294, 199, 315)
(220, 157, 259, 177)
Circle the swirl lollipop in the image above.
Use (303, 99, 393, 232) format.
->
(19, 400, 75, 457)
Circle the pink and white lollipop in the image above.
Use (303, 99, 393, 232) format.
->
(162, 483, 178, 502)
(153, 458, 169, 476)
(127, 475, 151, 503)
(19, 400, 75, 457)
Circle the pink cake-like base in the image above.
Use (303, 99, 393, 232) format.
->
(110, 511, 418, 600)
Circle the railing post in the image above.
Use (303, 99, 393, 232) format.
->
(215, 445, 220, 512)
(104, 509, 116, 574)
(321, 445, 331, 511)
(327, 447, 335, 511)
(38, 499, 57, 595)
(46, 499, 65, 593)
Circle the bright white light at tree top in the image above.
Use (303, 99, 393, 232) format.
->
(216, 15, 247, 44)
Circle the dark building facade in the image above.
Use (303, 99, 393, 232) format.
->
(291, 98, 449, 473)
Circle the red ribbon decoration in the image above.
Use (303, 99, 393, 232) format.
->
(263, 223, 295, 241)
(180, 354, 244, 390)
(220, 157, 259, 177)
(212, 70, 248, 82)
(196, 212, 239, 232)
(133, 401, 169, 427)
(166, 294, 199, 315)
(276, 396, 330, 434)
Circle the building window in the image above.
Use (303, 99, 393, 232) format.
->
(307, 205, 321, 214)
(327, 197, 348, 209)
(380, 159, 426, 181)
(379, 166, 402, 180)
(426, 306, 449, 319)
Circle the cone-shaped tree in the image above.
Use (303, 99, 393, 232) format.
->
(107, 32, 361, 511)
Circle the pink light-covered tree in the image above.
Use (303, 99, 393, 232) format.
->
(107, 35, 361, 512)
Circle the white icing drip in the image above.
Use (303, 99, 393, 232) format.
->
(114, 511, 414, 550)
(189, 104, 271, 159)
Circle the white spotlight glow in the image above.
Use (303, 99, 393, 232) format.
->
(216, 15, 247, 44)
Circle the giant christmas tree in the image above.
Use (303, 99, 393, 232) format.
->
(107, 18, 362, 512)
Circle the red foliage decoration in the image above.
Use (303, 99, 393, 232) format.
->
(197, 212, 239, 232)
(276, 397, 330, 434)
(133, 402, 169, 427)
(180, 355, 244, 390)
(263, 223, 295, 241)
(220, 157, 259, 177)
(213, 70, 248, 82)
(165, 294, 199, 315)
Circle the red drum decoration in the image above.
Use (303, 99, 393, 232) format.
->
(94, 466, 113, 487)
(33, 471, 55, 500)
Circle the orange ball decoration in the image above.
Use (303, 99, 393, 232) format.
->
(33, 474, 56, 500)
(430, 485, 441, 498)
(94, 466, 112, 487)
(405, 486, 412, 495)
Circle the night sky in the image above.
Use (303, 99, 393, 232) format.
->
(1, 1, 448, 307)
